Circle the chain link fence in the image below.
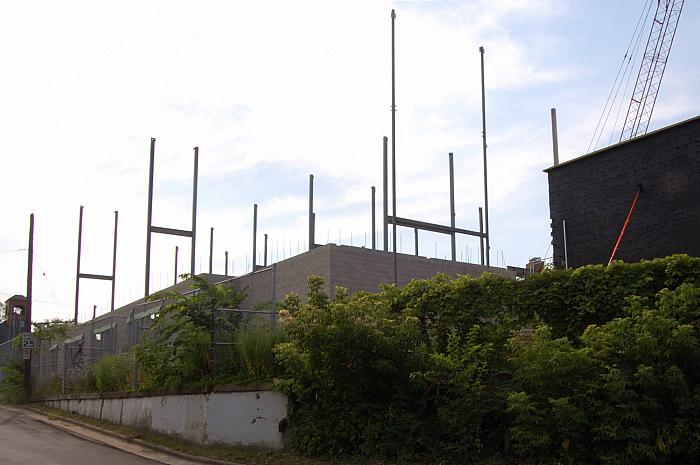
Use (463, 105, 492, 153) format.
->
(0, 339, 20, 385)
(17, 302, 274, 395)
(210, 308, 277, 376)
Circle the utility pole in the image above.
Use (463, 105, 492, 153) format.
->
(24, 213, 34, 402)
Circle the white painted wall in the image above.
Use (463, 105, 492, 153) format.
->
(43, 390, 289, 449)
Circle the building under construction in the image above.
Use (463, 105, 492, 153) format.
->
(15, 243, 513, 393)
(546, 115, 700, 268)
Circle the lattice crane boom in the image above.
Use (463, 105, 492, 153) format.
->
(620, 0, 684, 142)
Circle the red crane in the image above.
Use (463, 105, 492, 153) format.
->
(619, 0, 685, 142)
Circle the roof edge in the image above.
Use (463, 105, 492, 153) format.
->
(544, 114, 700, 173)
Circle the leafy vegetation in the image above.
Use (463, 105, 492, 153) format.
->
(92, 353, 136, 392)
(134, 275, 249, 391)
(22, 255, 700, 464)
(274, 255, 700, 464)
(0, 357, 23, 403)
(33, 318, 73, 342)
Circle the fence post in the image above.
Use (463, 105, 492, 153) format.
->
(62, 345, 67, 394)
(210, 309, 216, 376)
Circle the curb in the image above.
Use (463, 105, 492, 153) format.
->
(20, 405, 244, 465)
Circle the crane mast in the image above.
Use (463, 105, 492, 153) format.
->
(620, 0, 684, 142)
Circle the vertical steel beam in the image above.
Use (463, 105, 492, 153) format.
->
(253, 204, 258, 269)
(391, 9, 398, 285)
(272, 263, 277, 310)
(371, 186, 376, 250)
(191, 147, 199, 276)
(74, 205, 84, 324)
(449, 153, 456, 261)
(479, 207, 485, 266)
(209, 227, 214, 274)
(551, 108, 559, 166)
(24, 213, 34, 402)
(479, 46, 490, 267)
(174, 246, 179, 284)
(145, 138, 155, 296)
(225, 251, 229, 276)
(383, 136, 388, 252)
(111, 211, 118, 311)
(414, 228, 418, 256)
(308, 175, 314, 250)
(264, 233, 268, 266)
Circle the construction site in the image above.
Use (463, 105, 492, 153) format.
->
(1, 0, 698, 397)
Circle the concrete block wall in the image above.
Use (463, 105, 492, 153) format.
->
(547, 116, 700, 268)
(33, 245, 515, 386)
(275, 245, 332, 299)
(330, 245, 513, 295)
(43, 389, 289, 449)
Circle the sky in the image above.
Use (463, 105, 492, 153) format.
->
(1, 0, 698, 324)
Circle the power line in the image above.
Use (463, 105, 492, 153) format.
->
(588, 0, 654, 152)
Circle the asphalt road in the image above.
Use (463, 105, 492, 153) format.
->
(0, 405, 163, 465)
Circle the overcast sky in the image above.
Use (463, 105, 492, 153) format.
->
(1, 0, 698, 323)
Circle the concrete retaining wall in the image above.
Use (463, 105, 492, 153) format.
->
(42, 389, 289, 449)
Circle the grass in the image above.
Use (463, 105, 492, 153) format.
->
(28, 404, 431, 465)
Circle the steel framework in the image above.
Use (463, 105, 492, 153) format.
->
(620, 0, 684, 141)
(74, 206, 118, 323)
(144, 138, 199, 296)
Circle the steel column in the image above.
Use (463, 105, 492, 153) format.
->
(449, 153, 456, 261)
(191, 147, 199, 276)
(110, 210, 118, 311)
(253, 204, 258, 269)
(209, 227, 214, 274)
(551, 108, 559, 166)
(145, 139, 155, 296)
(479, 46, 490, 267)
(308, 175, 314, 250)
(391, 9, 397, 284)
(414, 228, 418, 256)
(479, 207, 485, 266)
(383, 136, 388, 252)
(371, 186, 376, 250)
(225, 251, 228, 276)
(74, 206, 83, 324)
(174, 246, 179, 284)
(264, 233, 268, 267)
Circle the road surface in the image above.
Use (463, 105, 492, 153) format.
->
(0, 404, 163, 465)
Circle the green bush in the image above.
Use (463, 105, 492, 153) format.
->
(134, 275, 246, 392)
(92, 353, 135, 392)
(234, 319, 285, 382)
(274, 255, 700, 463)
(0, 358, 24, 403)
(275, 278, 431, 458)
(33, 374, 63, 398)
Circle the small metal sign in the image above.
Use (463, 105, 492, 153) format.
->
(21, 333, 37, 349)
(23, 348, 31, 360)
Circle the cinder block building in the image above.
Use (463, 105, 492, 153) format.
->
(27, 244, 514, 388)
(545, 115, 700, 268)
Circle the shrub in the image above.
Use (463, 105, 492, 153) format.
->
(134, 275, 246, 392)
(275, 255, 700, 463)
(234, 319, 285, 382)
(0, 358, 24, 403)
(92, 353, 135, 392)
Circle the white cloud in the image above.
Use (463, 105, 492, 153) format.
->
(1, 0, 696, 321)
